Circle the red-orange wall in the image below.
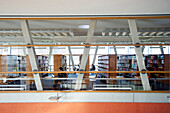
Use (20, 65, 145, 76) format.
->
(0, 102, 170, 113)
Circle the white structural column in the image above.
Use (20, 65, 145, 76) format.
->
(113, 46, 117, 54)
(160, 46, 164, 54)
(128, 19, 151, 91)
(75, 20, 97, 90)
(21, 20, 43, 91)
(92, 46, 98, 65)
(9, 47, 12, 55)
(48, 47, 53, 71)
(48, 47, 53, 65)
(22, 48, 27, 56)
(142, 46, 145, 53)
(68, 46, 75, 70)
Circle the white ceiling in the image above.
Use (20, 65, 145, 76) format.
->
(0, 19, 170, 31)
(0, 0, 170, 44)
(0, 19, 169, 45)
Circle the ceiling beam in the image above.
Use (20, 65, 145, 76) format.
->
(142, 32, 149, 36)
(1, 36, 170, 43)
(156, 32, 163, 36)
(163, 32, 170, 36)
(149, 32, 156, 36)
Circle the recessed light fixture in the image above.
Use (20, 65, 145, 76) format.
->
(78, 25, 89, 29)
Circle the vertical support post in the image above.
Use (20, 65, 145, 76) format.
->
(48, 47, 53, 64)
(68, 46, 75, 70)
(160, 46, 164, 54)
(9, 47, 12, 55)
(75, 20, 97, 90)
(113, 46, 117, 54)
(92, 46, 98, 65)
(48, 47, 53, 71)
(21, 20, 43, 91)
(142, 46, 145, 53)
(128, 19, 151, 91)
(23, 48, 27, 56)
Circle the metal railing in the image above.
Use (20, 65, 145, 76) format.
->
(0, 85, 27, 91)
(0, 76, 169, 91)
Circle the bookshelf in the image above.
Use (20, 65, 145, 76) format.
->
(53, 54, 67, 76)
(98, 54, 117, 82)
(26, 55, 48, 78)
(117, 55, 138, 76)
(80, 54, 89, 78)
(145, 54, 170, 78)
(0, 55, 26, 77)
(145, 55, 164, 71)
(117, 54, 170, 78)
(26, 55, 48, 89)
(0, 55, 26, 85)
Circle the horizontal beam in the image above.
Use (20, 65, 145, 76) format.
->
(0, 44, 170, 47)
(0, 90, 170, 93)
(1, 36, 170, 43)
(0, 15, 170, 20)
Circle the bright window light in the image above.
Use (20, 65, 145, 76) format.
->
(78, 25, 89, 29)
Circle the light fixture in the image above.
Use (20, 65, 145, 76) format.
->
(78, 25, 89, 29)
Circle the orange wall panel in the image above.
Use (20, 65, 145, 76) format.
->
(0, 102, 170, 113)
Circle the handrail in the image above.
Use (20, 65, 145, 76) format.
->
(0, 15, 170, 20)
(0, 90, 170, 93)
(0, 71, 170, 74)
(0, 77, 169, 81)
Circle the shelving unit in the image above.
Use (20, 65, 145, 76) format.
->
(26, 55, 48, 78)
(53, 54, 67, 76)
(117, 55, 138, 76)
(0, 55, 26, 77)
(145, 54, 170, 78)
(80, 54, 89, 78)
(98, 54, 117, 80)
(0, 55, 26, 85)
(26, 55, 49, 89)
(145, 55, 164, 71)
(37, 55, 49, 71)
(117, 54, 170, 78)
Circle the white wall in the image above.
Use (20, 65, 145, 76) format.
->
(0, 92, 170, 103)
(0, 0, 170, 15)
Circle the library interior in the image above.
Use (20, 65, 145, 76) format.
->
(0, 0, 170, 112)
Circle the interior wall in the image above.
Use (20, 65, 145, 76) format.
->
(0, 102, 170, 113)
(0, 0, 170, 15)
(0, 92, 170, 103)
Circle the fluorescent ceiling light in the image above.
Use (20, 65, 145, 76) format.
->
(78, 25, 89, 29)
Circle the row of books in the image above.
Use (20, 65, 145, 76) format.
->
(98, 56, 109, 60)
(147, 59, 164, 64)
